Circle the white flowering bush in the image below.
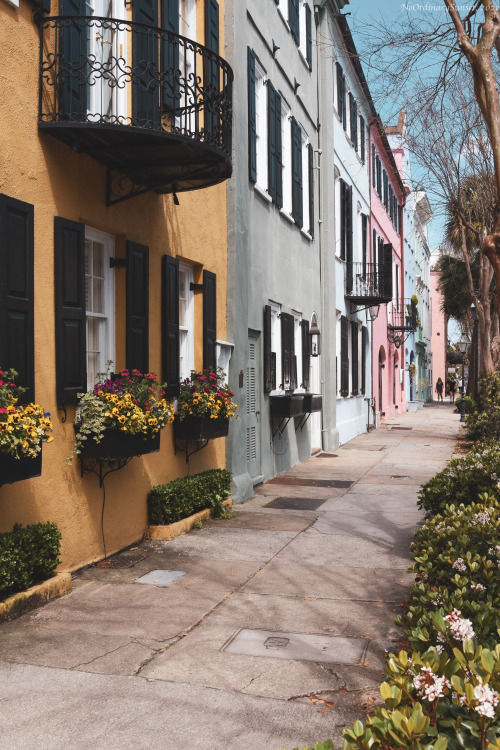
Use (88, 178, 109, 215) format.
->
(418, 444, 500, 516)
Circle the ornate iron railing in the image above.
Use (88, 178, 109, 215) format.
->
(38, 15, 233, 157)
(345, 262, 391, 302)
(388, 299, 417, 331)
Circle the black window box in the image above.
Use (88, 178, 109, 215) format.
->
(75, 428, 161, 461)
(303, 394, 323, 413)
(173, 416, 229, 442)
(0, 450, 42, 486)
(269, 395, 305, 418)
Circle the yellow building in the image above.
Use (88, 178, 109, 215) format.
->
(0, 0, 232, 570)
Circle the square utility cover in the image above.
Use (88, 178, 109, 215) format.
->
(223, 628, 370, 664)
(135, 570, 186, 586)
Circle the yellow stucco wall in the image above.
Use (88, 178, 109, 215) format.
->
(0, 0, 229, 571)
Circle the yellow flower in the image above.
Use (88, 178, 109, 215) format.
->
(118, 415, 126, 424)
(182, 404, 189, 410)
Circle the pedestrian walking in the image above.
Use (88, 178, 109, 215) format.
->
(449, 376, 457, 403)
(435, 377, 444, 402)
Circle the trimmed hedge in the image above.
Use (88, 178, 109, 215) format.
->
(0, 522, 61, 598)
(147, 469, 232, 525)
(418, 443, 500, 516)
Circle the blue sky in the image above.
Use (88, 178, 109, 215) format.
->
(347, 0, 445, 251)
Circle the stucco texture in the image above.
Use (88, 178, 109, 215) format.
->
(0, 0, 229, 571)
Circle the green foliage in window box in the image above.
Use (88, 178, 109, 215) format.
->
(0, 521, 61, 599)
(147, 469, 232, 525)
(418, 443, 500, 516)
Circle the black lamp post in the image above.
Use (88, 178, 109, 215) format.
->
(457, 339, 468, 422)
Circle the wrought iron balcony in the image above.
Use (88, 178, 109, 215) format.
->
(387, 298, 417, 347)
(344, 262, 392, 306)
(38, 15, 233, 204)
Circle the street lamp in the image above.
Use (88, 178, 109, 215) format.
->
(457, 339, 468, 422)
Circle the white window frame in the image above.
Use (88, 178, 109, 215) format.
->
(177, 0, 197, 133)
(269, 302, 283, 396)
(293, 311, 304, 392)
(334, 170, 341, 258)
(179, 262, 194, 381)
(255, 58, 268, 192)
(281, 100, 293, 217)
(336, 312, 341, 397)
(84, 227, 115, 390)
(88, 0, 127, 123)
(301, 129, 310, 237)
(298, 1, 310, 68)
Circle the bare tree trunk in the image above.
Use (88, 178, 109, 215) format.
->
(460, 225, 494, 374)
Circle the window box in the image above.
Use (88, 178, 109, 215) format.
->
(0, 451, 42, 486)
(269, 394, 305, 418)
(302, 394, 322, 413)
(76, 429, 161, 461)
(173, 416, 229, 442)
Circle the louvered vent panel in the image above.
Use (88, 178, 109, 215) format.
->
(249, 342, 256, 360)
(246, 426, 257, 462)
(247, 366, 256, 414)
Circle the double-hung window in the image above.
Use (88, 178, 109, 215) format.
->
(336, 62, 346, 128)
(248, 48, 268, 189)
(178, 262, 194, 381)
(299, 1, 313, 68)
(84, 228, 115, 389)
(293, 312, 303, 391)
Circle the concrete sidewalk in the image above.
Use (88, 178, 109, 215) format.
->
(0, 405, 459, 750)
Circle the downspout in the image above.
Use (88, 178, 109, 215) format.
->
(314, 5, 328, 451)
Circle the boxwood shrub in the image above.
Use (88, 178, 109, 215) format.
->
(418, 443, 500, 516)
(465, 372, 500, 441)
(147, 469, 232, 525)
(0, 521, 61, 598)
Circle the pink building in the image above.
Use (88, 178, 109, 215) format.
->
(369, 119, 407, 421)
(430, 264, 447, 399)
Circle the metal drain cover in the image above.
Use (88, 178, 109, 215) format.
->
(266, 477, 353, 488)
(390, 475, 411, 480)
(390, 427, 412, 431)
(223, 628, 370, 664)
(97, 549, 149, 568)
(317, 453, 338, 458)
(135, 570, 186, 586)
(264, 497, 325, 510)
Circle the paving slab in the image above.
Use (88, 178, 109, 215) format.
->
(275, 530, 411, 569)
(156, 527, 299, 561)
(241, 561, 414, 601)
(210, 509, 317, 530)
(307, 510, 420, 547)
(0, 661, 358, 750)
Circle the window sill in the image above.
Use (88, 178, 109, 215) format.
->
(278, 7, 291, 31)
(254, 183, 273, 204)
(280, 208, 295, 225)
(298, 48, 311, 71)
(300, 228, 312, 241)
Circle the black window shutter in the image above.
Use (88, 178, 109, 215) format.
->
(203, 270, 217, 371)
(0, 195, 35, 404)
(345, 184, 353, 293)
(268, 81, 283, 204)
(372, 144, 376, 186)
(301, 319, 310, 389)
(126, 241, 149, 374)
(349, 94, 357, 150)
(340, 315, 349, 397)
(291, 117, 303, 228)
(132, 0, 160, 126)
(360, 116, 365, 163)
(340, 179, 346, 261)
(204, 0, 220, 135)
(308, 142, 314, 237)
(161, 0, 179, 111)
(288, 0, 300, 45)
(376, 157, 381, 196)
(54, 216, 86, 405)
(383, 170, 388, 210)
(248, 48, 257, 183)
(336, 63, 343, 123)
(382, 243, 393, 300)
(264, 305, 272, 393)
(361, 213, 367, 278)
(361, 326, 367, 395)
(389, 184, 394, 221)
(305, 4, 312, 68)
(342, 74, 347, 131)
(161, 254, 180, 396)
(60, 0, 88, 120)
(275, 91, 283, 208)
(351, 321, 359, 396)
(281, 312, 294, 390)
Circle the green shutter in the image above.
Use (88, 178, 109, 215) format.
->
(264, 305, 272, 393)
(308, 142, 314, 237)
(291, 117, 303, 228)
(248, 48, 257, 182)
(162, 254, 180, 396)
(288, 0, 300, 45)
(126, 241, 149, 374)
(203, 270, 217, 371)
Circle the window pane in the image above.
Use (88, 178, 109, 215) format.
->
(93, 278, 104, 314)
(85, 240, 92, 311)
(93, 242, 104, 278)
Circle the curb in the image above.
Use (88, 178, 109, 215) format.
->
(146, 499, 233, 541)
(0, 572, 72, 623)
